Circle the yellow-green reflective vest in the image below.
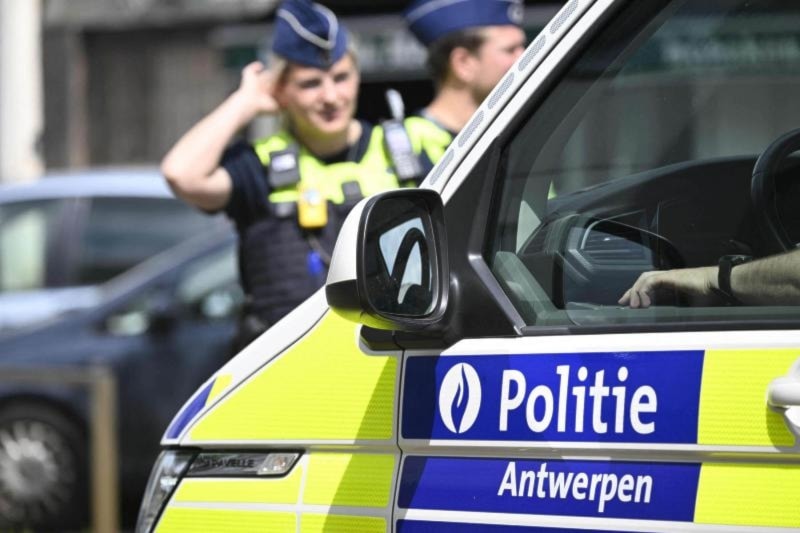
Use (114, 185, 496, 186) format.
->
(238, 125, 401, 326)
(254, 127, 401, 205)
(403, 115, 454, 170)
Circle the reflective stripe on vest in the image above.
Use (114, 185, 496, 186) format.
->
(252, 127, 400, 205)
(403, 116, 454, 167)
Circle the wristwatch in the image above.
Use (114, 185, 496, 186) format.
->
(717, 254, 752, 305)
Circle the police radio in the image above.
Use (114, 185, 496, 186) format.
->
(297, 182, 328, 229)
(268, 146, 301, 189)
(382, 89, 423, 183)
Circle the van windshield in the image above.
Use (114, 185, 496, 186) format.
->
(488, 0, 800, 328)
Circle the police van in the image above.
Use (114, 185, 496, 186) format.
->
(138, 0, 800, 531)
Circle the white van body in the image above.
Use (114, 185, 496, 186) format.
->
(139, 1, 800, 531)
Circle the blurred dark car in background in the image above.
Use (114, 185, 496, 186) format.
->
(0, 228, 240, 530)
(0, 168, 225, 332)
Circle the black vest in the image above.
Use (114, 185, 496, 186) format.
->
(239, 202, 351, 325)
(230, 125, 401, 327)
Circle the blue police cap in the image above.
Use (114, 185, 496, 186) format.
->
(404, 0, 524, 47)
(272, 0, 349, 69)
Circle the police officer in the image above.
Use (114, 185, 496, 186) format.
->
(403, 0, 527, 170)
(162, 0, 404, 348)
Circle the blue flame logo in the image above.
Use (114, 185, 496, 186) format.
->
(451, 365, 469, 432)
(439, 363, 482, 434)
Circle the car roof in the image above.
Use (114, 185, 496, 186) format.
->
(0, 167, 174, 202)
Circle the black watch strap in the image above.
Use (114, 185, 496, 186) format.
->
(717, 254, 751, 304)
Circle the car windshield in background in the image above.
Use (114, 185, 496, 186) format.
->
(78, 197, 220, 284)
(0, 173, 224, 293)
(0, 172, 227, 332)
(488, 0, 800, 328)
(0, 199, 60, 292)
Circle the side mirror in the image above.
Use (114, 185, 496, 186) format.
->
(326, 189, 448, 331)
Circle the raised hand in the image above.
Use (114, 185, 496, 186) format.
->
(235, 61, 281, 117)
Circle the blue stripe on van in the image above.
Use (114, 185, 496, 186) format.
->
(399, 456, 700, 521)
(397, 521, 629, 533)
(402, 350, 703, 443)
(165, 381, 213, 439)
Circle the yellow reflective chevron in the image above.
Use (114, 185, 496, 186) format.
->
(156, 509, 294, 532)
(205, 374, 232, 407)
(157, 453, 394, 532)
(695, 462, 800, 527)
(159, 512, 386, 532)
(304, 453, 394, 507)
(161, 344, 800, 532)
(172, 467, 302, 504)
(698, 348, 797, 447)
(189, 310, 397, 441)
(300, 514, 385, 532)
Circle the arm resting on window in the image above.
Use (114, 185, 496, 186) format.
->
(620, 249, 800, 308)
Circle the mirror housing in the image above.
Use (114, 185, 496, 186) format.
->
(326, 189, 448, 331)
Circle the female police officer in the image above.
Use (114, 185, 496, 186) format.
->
(161, 0, 404, 348)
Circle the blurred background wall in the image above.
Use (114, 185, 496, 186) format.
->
(1, 1, 45, 183)
(0, 0, 561, 182)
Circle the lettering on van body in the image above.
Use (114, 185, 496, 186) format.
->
(497, 461, 652, 514)
(499, 365, 657, 435)
(402, 351, 703, 443)
(398, 456, 701, 521)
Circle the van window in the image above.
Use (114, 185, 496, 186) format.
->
(487, 0, 800, 328)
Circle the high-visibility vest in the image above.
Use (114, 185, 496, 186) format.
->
(237, 126, 401, 326)
(404, 115, 455, 174)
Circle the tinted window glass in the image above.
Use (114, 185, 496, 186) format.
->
(78, 197, 217, 284)
(176, 244, 243, 320)
(106, 244, 241, 336)
(487, 0, 800, 328)
(0, 200, 62, 291)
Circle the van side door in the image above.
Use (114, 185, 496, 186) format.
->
(397, 1, 800, 530)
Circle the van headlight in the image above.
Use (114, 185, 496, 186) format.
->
(135, 450, 194, 533)
(136, 450, 301, 532)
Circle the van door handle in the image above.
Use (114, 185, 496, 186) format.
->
(767, 365, 800, 437)
(767, 375, 800, 408)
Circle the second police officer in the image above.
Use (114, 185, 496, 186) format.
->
(402, 0, 527, 172)
(162, 0, 415, 348)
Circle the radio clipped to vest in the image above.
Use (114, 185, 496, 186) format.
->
(297, 183, 328, 229)
(268, 146, 301, 189)
(268, 145, 328, 230)
(383, 89, 423, 184)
